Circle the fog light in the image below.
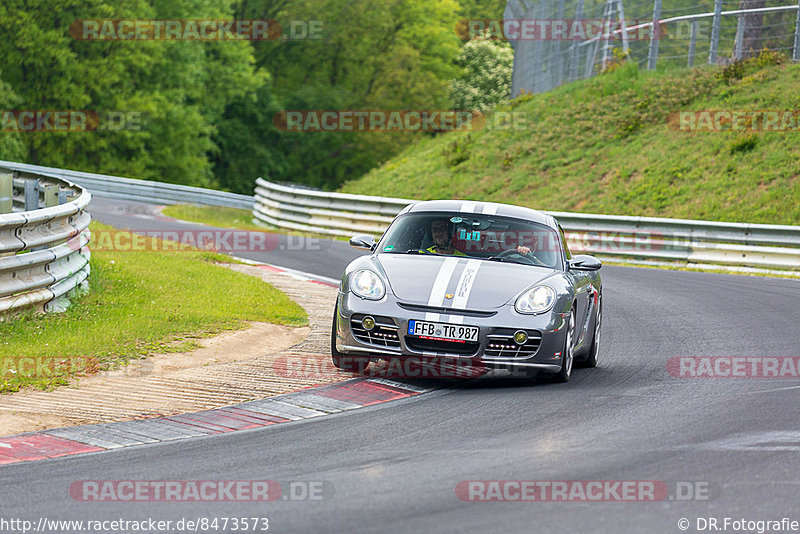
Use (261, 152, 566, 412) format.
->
(362, 316, 376, 331)
(513, 330, 528, 345)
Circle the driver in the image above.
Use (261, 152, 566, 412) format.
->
(425, 219, 466, 255)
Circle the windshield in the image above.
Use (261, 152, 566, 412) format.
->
(378, 212, 563, 269)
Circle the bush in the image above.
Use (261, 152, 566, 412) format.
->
(449, 33, 513, 113)
(441, 135, 473, 167)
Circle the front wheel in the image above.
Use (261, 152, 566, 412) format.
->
(580, 293, 602, 368)
(550, 309, 575, 383)
(330, 303, 370, 373)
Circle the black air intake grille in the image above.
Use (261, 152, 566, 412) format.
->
(351, 314, 400, 348)
(484, 329, 542, 358)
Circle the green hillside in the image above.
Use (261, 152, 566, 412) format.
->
(340, 55, 800, 225)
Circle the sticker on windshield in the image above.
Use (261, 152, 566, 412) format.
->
(384, 245, 394, 251)
(450, 216, 463, 224)
(459, 229, 481, 241)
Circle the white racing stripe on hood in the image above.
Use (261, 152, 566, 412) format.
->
(425, 257, 460, 322)
(460, 201, 477, 213)
(450, 259, 482, 311)
(481, 203, 498, 215)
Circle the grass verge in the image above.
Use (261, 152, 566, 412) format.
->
(0, 222, 307, 393)
(160, 204, 266, 231)
(341, 53, 800, 226)
(161, 204, 352, 241)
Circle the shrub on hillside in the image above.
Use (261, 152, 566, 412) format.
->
(449, 34, 513, 113)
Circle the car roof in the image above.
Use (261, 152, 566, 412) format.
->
(400, 200, 556, 229)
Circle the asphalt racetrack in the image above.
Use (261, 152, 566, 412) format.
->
(1, 197, 799, 534)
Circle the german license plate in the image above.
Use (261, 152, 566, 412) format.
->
(407, 320, 479, 343)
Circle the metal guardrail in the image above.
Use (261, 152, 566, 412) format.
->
(0, 161, 254, 210)
(253, 178, 800, 273)
(254, 178, 413, 236)
(0, 166, 92, 317)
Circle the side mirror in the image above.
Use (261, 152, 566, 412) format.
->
(349, 235, 377, 251)
(569, 254, 602, 271)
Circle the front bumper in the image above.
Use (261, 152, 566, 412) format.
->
(334, 291, 569, 374)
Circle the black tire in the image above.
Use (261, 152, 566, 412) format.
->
(550, 308, 575, 383)
(330, 303, 370, 373)
(580, 293, 602, 369)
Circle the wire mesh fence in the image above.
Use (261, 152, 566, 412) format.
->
(503, 0, 800, 96)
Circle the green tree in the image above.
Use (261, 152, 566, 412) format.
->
(237, 0, 463, 190)
(0, 0, 267, 188)
(0, 73, 24, 161)
(457, 0, 507, 19)
(212, 79, 286, 193)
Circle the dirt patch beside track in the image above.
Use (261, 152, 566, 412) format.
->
(0, 264, 353, 436)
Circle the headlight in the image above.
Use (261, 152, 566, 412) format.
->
(515, 285, 556, 314)
(350, 270, 386, 300)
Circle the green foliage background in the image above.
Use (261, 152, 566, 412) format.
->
(0, 0, 506, 193)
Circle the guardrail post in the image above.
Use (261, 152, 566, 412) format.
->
(44, 185, 59, 207)
(647, 0, 662, 70)
(793, 1, 800, 62)
(24, 179, 40, 211)
(0, 173, 11, 214)
(58, 188, 70, 205)
(688, 21, 698, 67)
(709, 0, 723, 64)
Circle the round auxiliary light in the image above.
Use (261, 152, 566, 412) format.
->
(362, 316, 376, 331)
(513, 330, 528, 345)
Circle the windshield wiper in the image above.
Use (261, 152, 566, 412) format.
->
(486, 256, 522, 264)
(382, 249, 428, 255)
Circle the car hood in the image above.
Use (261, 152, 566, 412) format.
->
(374, 254, 557, 309)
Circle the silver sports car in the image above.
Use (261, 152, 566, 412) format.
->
(331, 200, 603, 382)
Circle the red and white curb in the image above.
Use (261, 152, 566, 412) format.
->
(0, 378, 433, 466)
